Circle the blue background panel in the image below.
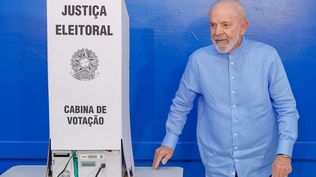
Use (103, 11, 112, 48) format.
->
(1, 0, 316, 176)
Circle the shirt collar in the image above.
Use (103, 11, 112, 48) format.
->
(228, 37, 247, 58)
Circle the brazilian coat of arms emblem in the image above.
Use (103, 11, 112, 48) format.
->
(71, 49, 99, 81)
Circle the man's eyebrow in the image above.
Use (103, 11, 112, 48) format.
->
(221, 21, 232, 24)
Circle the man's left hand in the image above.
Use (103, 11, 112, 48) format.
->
(272, 155, 292, 177)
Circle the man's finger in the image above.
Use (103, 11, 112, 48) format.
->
(153, 149, 159, 165)
(161, 152, 172, 165)
(153, 155, 161, 169)
(279, 169, 286, 177)
(288, 166, 292, 174)
(272, 165, 279, 177)
(275, 168, 282, 177)
(272, 164, 276, 177)
(281, 166, 291, 177)
(274, 163, 291, 177)
(152, 150, 166, 169)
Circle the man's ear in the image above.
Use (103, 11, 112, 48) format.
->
(240, 20, 248, 36)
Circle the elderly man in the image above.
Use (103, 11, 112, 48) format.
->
(152, 0, 299, 177)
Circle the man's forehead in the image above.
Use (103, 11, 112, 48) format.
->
(210, 8, 241, 22)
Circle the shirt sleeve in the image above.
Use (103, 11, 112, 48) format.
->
(161, 55, 200, 150)
(268, 49, 299, 157)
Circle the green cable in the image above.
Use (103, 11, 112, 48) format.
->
(72, 151, 79, 177)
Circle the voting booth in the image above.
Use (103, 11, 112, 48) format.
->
(47, 0, 134, 177)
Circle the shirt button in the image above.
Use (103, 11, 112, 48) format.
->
(234, 133, 238, 136)
(230, 62, 234, 65)
(231, 172, 236, 176)
(234, 146, 238, 150)
(232, 90, 236, 94)
(232, 104, 237, 108)
(235, 159, 239, 162)
(231, 76, 235, 80)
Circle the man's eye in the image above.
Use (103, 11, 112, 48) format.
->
(223, 24, 231, 27)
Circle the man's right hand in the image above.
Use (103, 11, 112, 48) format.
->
(152, 146, 174, 170)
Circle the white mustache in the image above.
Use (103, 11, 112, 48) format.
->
(214, 36, 228, 40)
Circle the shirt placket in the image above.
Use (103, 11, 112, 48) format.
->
(229, 54, 240, 176)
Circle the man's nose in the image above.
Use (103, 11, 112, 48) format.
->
(214, 26, 224, 35)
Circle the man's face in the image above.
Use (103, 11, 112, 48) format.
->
(210, 5, 247, 53)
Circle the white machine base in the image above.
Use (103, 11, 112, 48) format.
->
(1, 165, 183, 177)
(51, 150, 121, 177)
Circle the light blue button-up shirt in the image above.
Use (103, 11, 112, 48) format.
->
(162, 38, 299, 177)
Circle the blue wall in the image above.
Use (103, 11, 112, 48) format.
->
(0, 0, 316, 176)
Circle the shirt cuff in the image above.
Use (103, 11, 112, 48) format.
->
(161, 133, 179, 150)
(277, 140, 295, 158)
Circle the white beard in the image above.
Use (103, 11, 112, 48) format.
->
(212, 33, 240, 54)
